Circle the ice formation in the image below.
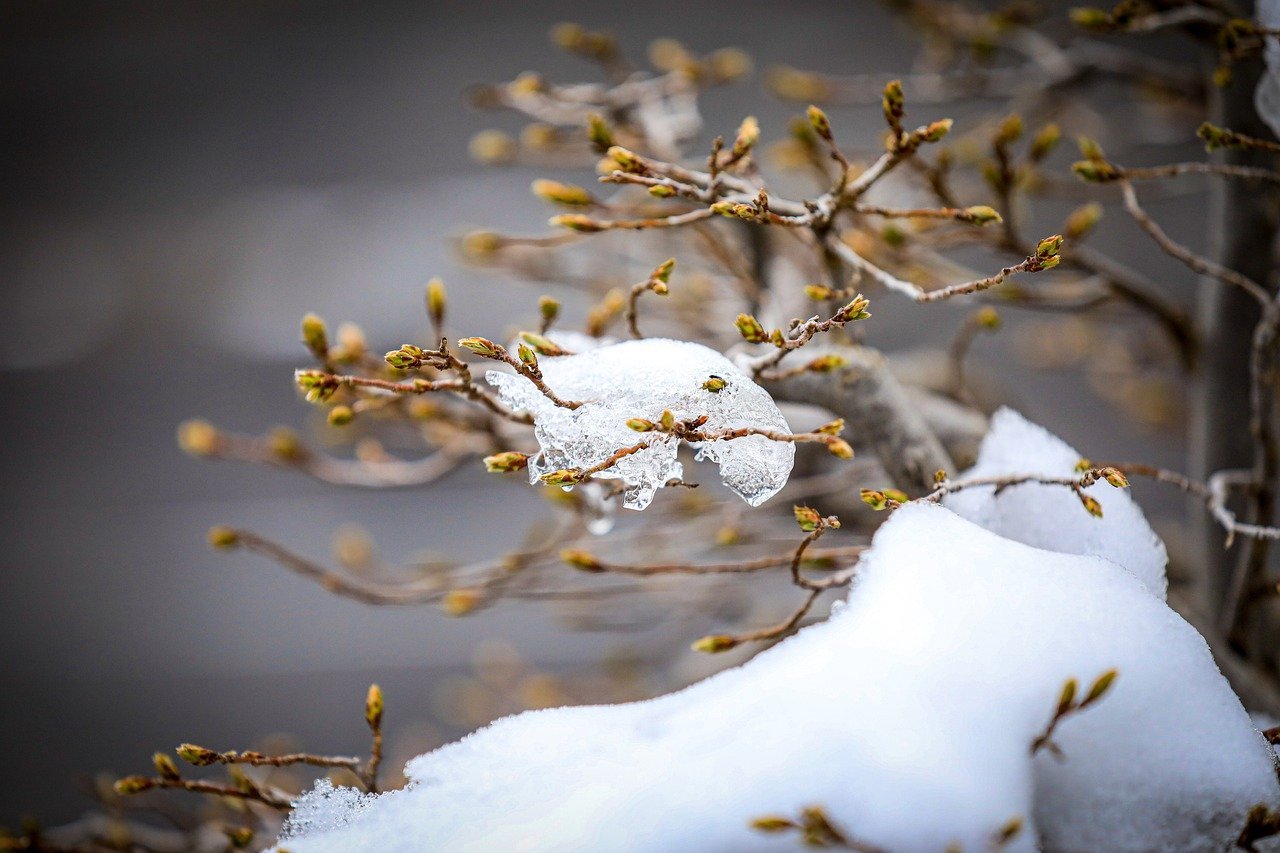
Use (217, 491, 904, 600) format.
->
(276, 496, 1277, 850)
(943, 407, 1169, 599)
(486, 338, 795, 511)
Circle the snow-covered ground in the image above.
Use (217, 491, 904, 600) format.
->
(273, 412, 1280, 851)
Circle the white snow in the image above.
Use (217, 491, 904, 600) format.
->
(487, 338, 795, 511)
(942, 407, 1169, 599)
(275, 501, 1277, 851)
(1257, 0, 1280, 137)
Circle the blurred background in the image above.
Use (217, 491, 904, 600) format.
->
(1, 0, 1208, 826)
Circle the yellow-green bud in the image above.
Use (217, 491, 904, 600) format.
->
(177, 419, 220, 457)
(1030, 123, 1061, 161)
(1077, 136, 1106, 162)
(1069, 7, 1114, 31)
(426, 278, 447, 330)
(519, 331, 568, 356)
(732, 116, 760, 157)
(882, 79, 905, 130)
(365, 683, 384, 729)
(964, 205, 1002, 226)
(975, 306, 1002, 330)
(816, 418, 844, 436)
(517, 343, 538, 367)
(825, 437, 855, 459)
(995, 113, 1024, 147)
(208, 525, 240, 549)
(1079, 492, 1104, 518)
(441, 588, 481, 616)
(301, 313, 329, 357)
(586, 113, 613, 152)
(114, 776, 153, 796)
(860, 489, 889, 511)
(225, 827, 255, 848)
(702, 375, 727, 393)
(804, 284, 834, 301)
(735, 313, 768, 343)
(538, 296, 560, 326)
(921, 118, 952, 143)
(560, 549, 602, 571)
(468, 129, 515, 164)
(153, 752, 181, 781)
(1099, 467, 1130, 488)
(1064, 202, 1103, 240)
(458, 337, 501, 358)
(483, 451, 529, 473)
(1071, 160, 1120, 182)
(606, 145, 643, 173)
(652, 257, 676, 284)
(626, 417, 658, 431)
(806, 354, 847, 373)
(806, 104, 832, 140)
(327, 405, 355, 427)
(1083, 668, 1118, 705)
(1035, 234, 1064, 258)
(532, 178, 594, 207)
(177, 743, 220, 766)
(549, 214, 604, 232)
(540, 469, 582, 486)
(659, 409, 676, 431)
(692, 634, 738, 653)
(648, 184, 676, 198)
(793, 505, 822, 531)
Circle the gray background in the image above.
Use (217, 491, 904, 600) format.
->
(0, 0, 1203, 824)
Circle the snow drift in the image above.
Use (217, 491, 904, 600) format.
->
(275, 412, 1279, 851)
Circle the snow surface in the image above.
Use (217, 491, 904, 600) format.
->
(487, 338, 795, 511)
(943, 407, 1169, 599)
(277, 475, 1277, 851)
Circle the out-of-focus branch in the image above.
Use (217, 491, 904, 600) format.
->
(763, 344, 953, 492)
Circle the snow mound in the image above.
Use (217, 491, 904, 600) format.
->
(943, 407, 1168, 599)
(487, 338, 795, 511)
(276, 504, 1276, 852)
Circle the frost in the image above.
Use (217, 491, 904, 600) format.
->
(1258, 0, 1280, 136)
(487, 338, 794, 511)
(279, 779, 376, 841)
(272, 505, 1277, 852)
(942, 407, 1169, 599)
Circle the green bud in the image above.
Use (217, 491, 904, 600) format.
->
(532, 178, 594, 207)
(1064, 202, 1103, 240)
(806, 104, 832, 140)
(519, 331, 569, 356)
(207, 526, 240, 549)
(794, 505, 822, 531)
(327, 405, 355, 427)
(301, 313, 329, 357)
(964, 205, 1002, 225)
(652, 257, 676, 284)
(586, 113, 613, 152)
(735, 313, 768, 343)
(114, 776, 154, 796)
(701, 375, 727, 393)
(540, 468, 582, 486)
(176, 743, 220, 766)
(365, 683, 384, 729)
(483, 451, 530, 473)
(692, 634, 738, 653)
(458, 337, 502, 358)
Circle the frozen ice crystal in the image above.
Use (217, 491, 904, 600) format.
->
(487, 338, 795, 511)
